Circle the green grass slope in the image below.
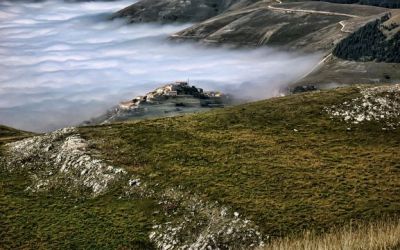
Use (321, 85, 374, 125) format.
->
(1, 86, 400, 248)
(0, 125, 33, 157)
(0, 127, 160, 249)
(0, 173, 158, 249)
(80, 86, 400, 237)
(0, 125, 32, 143)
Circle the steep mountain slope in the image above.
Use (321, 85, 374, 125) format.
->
(112, 0, 399, 86)
(297, 11, 400, 86)
(112, 0, 261, 23)
(315, 0, 400, 8)
(2, 85, 400, 248)
(111, 0, 400, 87)
(114, 0, 388, 52)
(333, 12, 400, 62)
(171, 1, 387, 51)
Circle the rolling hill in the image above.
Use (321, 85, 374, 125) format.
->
(0, 125, 33, 146)
(171, 1, 387, 51)
(2, 85, 400, 249)
(112, 0, 261, 23)
(112, 0, 400, 87)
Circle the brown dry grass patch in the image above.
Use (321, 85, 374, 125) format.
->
(264, 219, 400, 250)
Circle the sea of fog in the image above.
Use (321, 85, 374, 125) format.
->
(0, 0, 321, 132)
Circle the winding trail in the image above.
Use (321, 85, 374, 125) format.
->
(173, 0, 360, 78)
(268, 0, 360, 18)
(174, 0, 360, 40)
(267, 0, 360, 79)
(299, 53, 333, 81)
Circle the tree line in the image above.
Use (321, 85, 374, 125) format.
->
(333, 15, 400, 63)
(313, 0, 400, 8)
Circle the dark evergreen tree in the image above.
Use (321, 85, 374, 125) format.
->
(333, 15, 400, 63)
(313, 0, 400, 8)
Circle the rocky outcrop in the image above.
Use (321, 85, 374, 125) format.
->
(3, 128, 266, 249)
(325, 84, 400, 128)
(84, 82, 231, 125)
(5, 128, 127, 196)
(138, 188, 265, 249)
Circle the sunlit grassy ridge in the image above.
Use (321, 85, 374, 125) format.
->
(80, 86, 400, 237)
(1, 86, 400, 248)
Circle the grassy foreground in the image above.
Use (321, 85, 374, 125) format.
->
(1, 86, 400, 248)
(0, 171, 157, 249)
(80, 86, 400, 237)
(265, 219, 400, 250)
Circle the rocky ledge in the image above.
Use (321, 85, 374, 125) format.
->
(84, 81, 231, 125)
(4, 128, 127, 196)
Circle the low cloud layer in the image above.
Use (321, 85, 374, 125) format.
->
(0, 0, 321, 132)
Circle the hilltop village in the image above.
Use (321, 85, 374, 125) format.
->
(84, 82, 231, 125)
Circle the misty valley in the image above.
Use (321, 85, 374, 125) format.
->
(0, 0, 320, 132)
(1, 0, 400, 249)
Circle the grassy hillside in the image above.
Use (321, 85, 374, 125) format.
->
(0, 125, 32, 144)
(333, 13, 400, 63)
(1, 85, 400, 248)
(80, 86, 400, 236)
(112, 0, 252, 23)
(0, 125, 33, 157)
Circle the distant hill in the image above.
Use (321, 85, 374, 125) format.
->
(333, 13, 400, 62)
(171, 1, 386, 52)
(112, 0, 261, 23)
(315, 0, 400, 8)
(0, 125, 32, 146)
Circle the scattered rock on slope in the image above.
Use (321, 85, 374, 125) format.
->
(325, 84, 400, 128)
(3, 128, 266, 249)
(5, 128, 127, 196)
(143, 188, 265, 249)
